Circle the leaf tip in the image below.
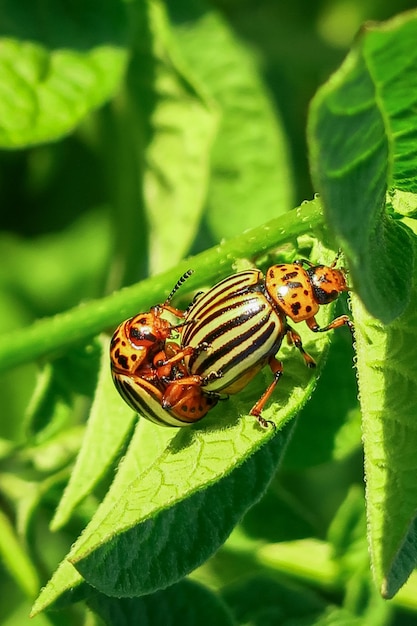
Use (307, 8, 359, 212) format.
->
(380, 576, 395, 600)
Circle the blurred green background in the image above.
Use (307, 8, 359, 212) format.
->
(1, 2, 417, 624)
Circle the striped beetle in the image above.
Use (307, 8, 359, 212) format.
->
(112, 342, 219, 427)
(110, 272, 219, 426)
(177, 257, 353, 427)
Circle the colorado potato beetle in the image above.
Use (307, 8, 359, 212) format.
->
(112, 342, 219, 427)
(110, 270, 192, 382)
(179, 256, 353, 426)
(110, 272, 219, 426)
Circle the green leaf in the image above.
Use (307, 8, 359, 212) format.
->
(0, 209, 112, 316)
(23, 362, 73, 440)
(312, 607, 363, 626)
(326, 487, 392, 625)
(24, 337, 101, 439)
(0, 367, 36, 441)
(22, 427, 85, 474)
(50, 336, 103, 399)
(87, 579, 234, 626)
(169, 0, 294, 240)
(51, 336, 137, 530)
(257, 538, 339, 591)
(0, 468, 72, 544)
(31, 418, 179, 615)
(240, 479, 316, 543)
(0, 290, 35, 438)
(390, 190, 417, 219)
(128, 0, 218, 273)
(30, 560, 88, 617)
(0, 438, 16, 460)
(394, 570, 417, 613)
(0, 508, 40, 598)
(221, 575, 326, 626)
(284, 325, 360, 468)
(69, 417, 294, 596)
(0, 0, 128, 147)
(32, 422, 290, 613)
(308, 10, 417, 323)
(351, 240, 417, 598)
(327, 486, 367, 571)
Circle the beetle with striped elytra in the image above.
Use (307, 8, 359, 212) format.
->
(109, 271, 219, 426)
(171, 255, 354, 427)
(111, 341, 219, 427)
(110, 255, 354, 428)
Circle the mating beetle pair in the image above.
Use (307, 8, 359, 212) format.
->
(110, 257, 353, 428)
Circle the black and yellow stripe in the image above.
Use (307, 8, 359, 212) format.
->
(112, 374, 195, 427)
(181, 270, 286, 393)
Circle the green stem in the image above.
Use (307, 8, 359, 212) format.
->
(0, 200, 323, 372)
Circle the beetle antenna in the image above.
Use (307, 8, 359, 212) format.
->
(164, 269, 194, 304)
(330, 249, 343, 268)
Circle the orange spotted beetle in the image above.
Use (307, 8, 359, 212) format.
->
(110, 272, 219, 426)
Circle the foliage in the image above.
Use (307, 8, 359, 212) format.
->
(1, 1, 417, 625)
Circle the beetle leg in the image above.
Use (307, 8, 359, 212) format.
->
(158, 345, 197, 368)
(160, 340, 212, 369)
(306, 315, 354, 336)
(164, 370, 223, 388)
(170, 317, 201, 335)
(294, 258, 315, 268)
(295, 251, 342, 269)
(161, 375, 217, 411)
(161, 377, 203, 409)
(161, 383, 218, 422)
(286, 326, 316, 368)
(253, 413, 276, 429)
(249, 356, 283, 426)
